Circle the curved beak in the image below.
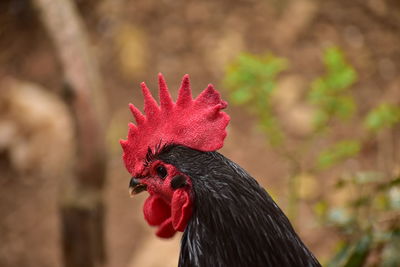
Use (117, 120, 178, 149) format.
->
(129, 177, 147, 197)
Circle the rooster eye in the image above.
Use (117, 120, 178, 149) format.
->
(156, 165, 167, 179)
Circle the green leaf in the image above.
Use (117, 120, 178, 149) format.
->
(317, 140, 361, 169)
(230, 87, 253, 105)
(324, 47, 345, 71)
(328, 235, 372, 267)
(374, 193, 390, 210)
(325, 68, 357, 92)
(343, 235, 372, 267)
(327, 242, 351, 267)
(334, 96, 356, 119)
(224, 52, 287, 146)
(314, 201, 328, 218)
(307, 47, 358, 130)
(364, 103, 400, 132)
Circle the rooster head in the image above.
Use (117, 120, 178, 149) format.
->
(120, 73, 230, 238)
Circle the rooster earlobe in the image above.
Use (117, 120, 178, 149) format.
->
(171, 189, 193, 232)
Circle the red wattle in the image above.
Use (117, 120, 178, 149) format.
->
(156, 218, 176, 238)
(171, 189, 192, 231)
(143, 195, 171, 226)
(142, 189, 193, 238)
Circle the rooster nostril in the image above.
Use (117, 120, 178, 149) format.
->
(129, 177, 141, 188)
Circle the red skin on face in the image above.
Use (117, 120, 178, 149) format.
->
(140, 161, 193, 238)
(121, 74, 229, 238)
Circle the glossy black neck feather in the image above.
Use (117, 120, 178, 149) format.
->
(158, 145, 321, 267)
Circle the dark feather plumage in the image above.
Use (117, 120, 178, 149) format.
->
(158, 145, 321, 267)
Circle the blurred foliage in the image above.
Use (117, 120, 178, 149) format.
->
(224, 47, 400, 266)
(364, 104, 400, 132)
(317, 140, 361, 170)
(224, 53, 287, 145)
(308, 47, 358, 129)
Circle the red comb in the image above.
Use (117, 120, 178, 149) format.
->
(120, 73, 230, 175)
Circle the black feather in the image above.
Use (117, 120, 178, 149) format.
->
(158, 145, 321, 267)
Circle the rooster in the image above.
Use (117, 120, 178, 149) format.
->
(120, 74, 321, 267)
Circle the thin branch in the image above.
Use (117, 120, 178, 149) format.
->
(32, 1, 108, 267)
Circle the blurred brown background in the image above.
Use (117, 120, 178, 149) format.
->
(0, 0, 399, 267)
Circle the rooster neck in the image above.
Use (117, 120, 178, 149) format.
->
(158, 146, 321, 267)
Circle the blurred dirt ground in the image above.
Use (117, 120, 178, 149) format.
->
(0, 0, 399, 266)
